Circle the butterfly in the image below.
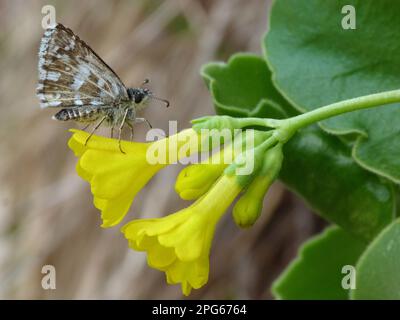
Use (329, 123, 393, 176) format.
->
(36, 23, 169, 153)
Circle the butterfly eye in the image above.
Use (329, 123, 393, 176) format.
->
(134, 91, 144, 104)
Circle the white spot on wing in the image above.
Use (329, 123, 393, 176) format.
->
(78, 62, 91, 78)
(48, 101, 62, 107)
(97, 78, 105, 88)
(46, 71, 61, 81)
(40, 101, 61, 108)
(71, 78, 84, 91)
(61, 54, 71, 64)
(74, 94, 83, 105)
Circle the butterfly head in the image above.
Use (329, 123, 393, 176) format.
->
(127, 86, 170, 108)
(127, 87, 151, 105)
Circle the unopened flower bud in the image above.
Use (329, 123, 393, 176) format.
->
(233, 144, 283, 228)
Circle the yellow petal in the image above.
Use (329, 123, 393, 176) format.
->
(67, 134, 87, 157)
(181, 282, 192, 296)
(165, 255, 209, 290)
(69, 129, 149, 153)
(95, 191, 136, 227)
(76, 160, 93, 182)
(158, 214, 209, 262)
(122, 213, 186, 243)
(142, 237, 177, 269)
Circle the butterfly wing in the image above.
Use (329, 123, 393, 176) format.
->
(37, 24, 129, 109)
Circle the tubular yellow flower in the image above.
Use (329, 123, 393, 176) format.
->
(121, 174, 242, 296)
(68, 128, 200, 228)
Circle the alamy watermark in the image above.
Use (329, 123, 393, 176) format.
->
(144, 121, 256, 175)
(341, 5, 356, 30)
(341, 265, 356, 290)
(41, 265, 56, 290)
(41, 5, 56, 29)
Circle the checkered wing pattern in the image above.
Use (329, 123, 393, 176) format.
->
(37, 24, 129, 109)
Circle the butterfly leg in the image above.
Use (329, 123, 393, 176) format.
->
(126, 122, 135, 141)
(110, 127, 114, 139)
(135, 118, 166, 137)
(135, 117, 153, 129)
(118, 109, 130, 154)
(82, 123, 91, 131)
(85, 116, 106, 146)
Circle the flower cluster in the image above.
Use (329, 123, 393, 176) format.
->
(68, 116, 284, 295)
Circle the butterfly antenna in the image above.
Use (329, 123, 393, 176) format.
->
(141, 78, 150, 87)
(150, 95, 170, 108)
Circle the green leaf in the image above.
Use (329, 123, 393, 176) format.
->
(351, 218, 400, 299)
(265, 0, 400, 183)
(201, 53, 293, 119)
(201, 54, 395, 240)
(281, 125, 395, 241)
(273, 226, 366, 300)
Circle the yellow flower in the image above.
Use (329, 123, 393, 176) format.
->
(68, 128, 199, 228)
(121, 174, 242, 296)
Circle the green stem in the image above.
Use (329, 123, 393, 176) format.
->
(282, 89, 400, 132)
(233, 117, 281, 128)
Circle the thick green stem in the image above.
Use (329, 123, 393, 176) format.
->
(234, 117, 282, 128)
(282, 89, 400, 132)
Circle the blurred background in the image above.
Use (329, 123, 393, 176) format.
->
(0, 0, 325, 299)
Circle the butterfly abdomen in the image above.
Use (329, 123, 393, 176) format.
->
(53, 107, 101, 122)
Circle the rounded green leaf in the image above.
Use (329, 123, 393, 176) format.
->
(351, 218, 400, 299)
(201, 53, 292, 118)
(273, 226, 366, 300)
(265, 0, 400, 183)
